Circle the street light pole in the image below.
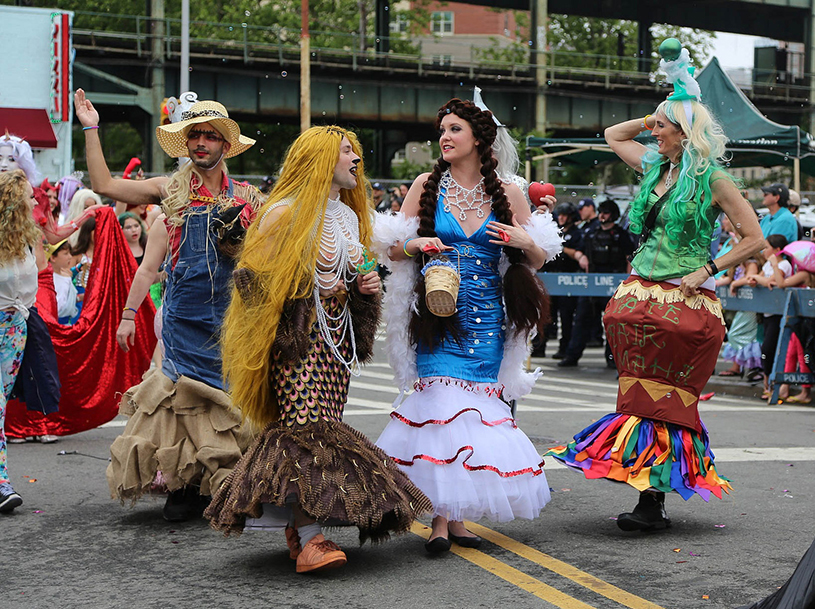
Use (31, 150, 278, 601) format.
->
(300, 0, 311, 132)
(180, 0, 189, 92)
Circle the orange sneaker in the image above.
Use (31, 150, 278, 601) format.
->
(285, 526, 301, 560)
(295, 534, 347, 573)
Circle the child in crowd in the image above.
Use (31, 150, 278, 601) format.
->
(69, 218, 95, 323)
(768, 245, 814, 404)
(48, 240, 80, 325)
(717, 214, 762, 380)
(742, 235, 791, 400)
(720, 259, 762, 380)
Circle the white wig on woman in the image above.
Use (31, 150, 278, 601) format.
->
(0, 134, 41, 184)
(66, 188, 103, 246)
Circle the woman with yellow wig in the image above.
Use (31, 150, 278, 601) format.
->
(205, 126, 431, 574)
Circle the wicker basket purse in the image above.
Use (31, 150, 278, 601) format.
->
(422, 254, 460, 317)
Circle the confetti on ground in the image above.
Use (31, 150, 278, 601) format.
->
(699, 392, 715, 401)
(672, 548, 681, 553)
(676, 560, 688, 564)
(714, 524, 726, 528)
(32, 510, 43, 514)
(689, 551, 700, 557)
(560, 488, 571, 492)
(28, 479, 37, 483)
(702, 595, 710, 600)
(609, 517, 618, 521)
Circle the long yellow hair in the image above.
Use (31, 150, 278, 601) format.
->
(0, 170, 40, 265)
(221, 126, 373, 428)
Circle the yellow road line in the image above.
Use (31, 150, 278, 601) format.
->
(465, 522, 665, 609)
(411, 522, 595, 609)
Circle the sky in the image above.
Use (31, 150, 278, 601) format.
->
(711, 31, 764, 69)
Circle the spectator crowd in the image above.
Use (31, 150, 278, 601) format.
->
(535, 181, 815, 406)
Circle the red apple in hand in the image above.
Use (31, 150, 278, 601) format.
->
(528, 182, 556, 207)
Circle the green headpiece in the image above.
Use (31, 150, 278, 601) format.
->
(658, 38, 700, 122)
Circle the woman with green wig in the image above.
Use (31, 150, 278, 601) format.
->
(547, 39, 764, 531)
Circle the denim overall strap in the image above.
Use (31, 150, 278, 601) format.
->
(161, 199, 235, 389)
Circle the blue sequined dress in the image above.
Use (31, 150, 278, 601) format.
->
(376, 195, 551, 522)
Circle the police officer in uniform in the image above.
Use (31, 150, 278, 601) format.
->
(558, 199, 634, 367)
(534, 201, 585, 358)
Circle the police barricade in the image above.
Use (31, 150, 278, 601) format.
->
(539, 273, 815, 403)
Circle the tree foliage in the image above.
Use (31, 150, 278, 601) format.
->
(547, 15, 715, 72)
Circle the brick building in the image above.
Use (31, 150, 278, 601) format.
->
(394, 1, 526, 66)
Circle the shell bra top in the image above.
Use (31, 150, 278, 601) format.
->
(415, 188, 505, 383)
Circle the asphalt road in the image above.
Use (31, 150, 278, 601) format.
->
(5, 342, 814, 609)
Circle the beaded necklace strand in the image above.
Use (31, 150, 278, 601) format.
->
(313, 196, 364, 375)
(439, 169, 491, 221)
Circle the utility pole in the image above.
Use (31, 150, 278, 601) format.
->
(150, 0, 165, 172)
(180, 0, 189, 92)
(531, 0, 548, 179)
(358, 0, 367, 52)
(300, 0, 311, 132)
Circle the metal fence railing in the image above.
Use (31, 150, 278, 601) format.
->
(70, 11, 814, 99)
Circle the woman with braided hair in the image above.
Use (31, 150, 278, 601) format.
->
(373, 98, 562, 554)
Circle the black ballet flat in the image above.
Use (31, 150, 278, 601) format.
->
(448, 532, 482, 549)
(424, 536, 452, 554)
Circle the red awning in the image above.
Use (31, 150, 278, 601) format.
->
(0, 108, 58, 149)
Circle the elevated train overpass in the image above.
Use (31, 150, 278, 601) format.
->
(73, 0, 815, 174)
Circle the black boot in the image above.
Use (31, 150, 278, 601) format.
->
(163, 486, 205, 522)
(616, 491, 671, 532)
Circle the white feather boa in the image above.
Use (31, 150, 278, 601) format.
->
(372, 211, 562, 400)
(370, 213, 420, 392)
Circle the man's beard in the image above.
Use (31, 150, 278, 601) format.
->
(190, 148, 224, 171)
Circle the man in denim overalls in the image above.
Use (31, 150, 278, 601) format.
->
(75, 90, 263, 521)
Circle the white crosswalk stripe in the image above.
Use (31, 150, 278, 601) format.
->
(101, 359, 814, 463)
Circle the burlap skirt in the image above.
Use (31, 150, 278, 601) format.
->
(107, 367, 252, 503)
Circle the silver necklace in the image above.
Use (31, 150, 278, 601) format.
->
(313, 196, 364, 375)
(665, 161, 679, 189)
(439, 169, 491, 221)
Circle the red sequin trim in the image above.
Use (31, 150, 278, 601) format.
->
(390, 407, 517, 429)
(391, 445, 545, 478)
(414, 377, 505, 399)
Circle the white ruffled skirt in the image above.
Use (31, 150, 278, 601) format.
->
(375, 378, 551, 523)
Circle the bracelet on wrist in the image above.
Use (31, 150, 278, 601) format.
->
(121, 317, 136, 322)
(123, 306, 138, 316)
(640, 114, 652, 131)
(707, 260, 719, 276)
(83, 125, 99, 131)
(403, 238, 416, 258)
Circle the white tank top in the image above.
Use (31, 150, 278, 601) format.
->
(0, 247, 38, 318)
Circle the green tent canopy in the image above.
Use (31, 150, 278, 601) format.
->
(526, 57, 815, 177)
